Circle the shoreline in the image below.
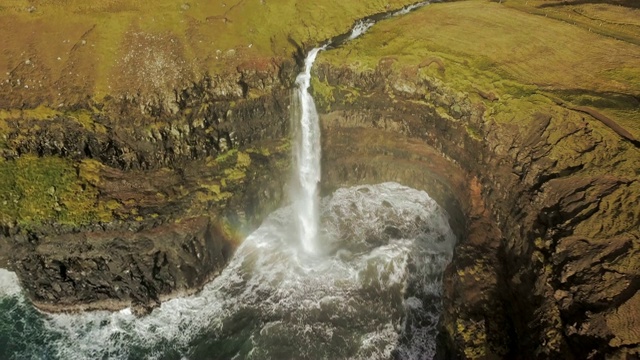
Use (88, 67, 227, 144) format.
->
(27, 269, 222, 317)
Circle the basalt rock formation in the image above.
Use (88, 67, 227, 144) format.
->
(15, 216, 234, 314)
(314, 1, 640, 358)
(1, 0, 639, 358)
(0, 75, 294, 313)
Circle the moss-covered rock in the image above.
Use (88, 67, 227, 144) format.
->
(0, 156, 113, 227)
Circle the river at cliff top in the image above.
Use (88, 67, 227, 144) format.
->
(0, 182, 456, 360)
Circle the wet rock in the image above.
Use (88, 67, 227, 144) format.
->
(317, 60, 639, 358)
(383, 226, 402, 239)
(11, 217, 235, 312)
(0, 2, 636, 357)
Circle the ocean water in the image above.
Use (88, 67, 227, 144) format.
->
(0, 183, 456, 360)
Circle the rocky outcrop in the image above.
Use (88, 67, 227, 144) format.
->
(0, 60, 294, 313)
(320, 114, 470, 240)
(1, 65, 295, 169)
(12, 216, 233, 315)
(316, 64, 639, 358)
(0, 0, 429, 317)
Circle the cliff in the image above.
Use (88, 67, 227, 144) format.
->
(1, 0, 639, 357)
(316, 1, 640, 358)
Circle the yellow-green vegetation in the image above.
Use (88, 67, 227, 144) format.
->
(195, 182, 233, 204)
(311, 76, 364, 111)
(0, 0, 419, 101)
(464, 125, 482, 141)
(78, 159, 104, 186)
(0, 106, 58, 121)
(0, 107, 107, 133)
(236, 151, 251, 168)
(64, 109, 108, 133)
(196, 145, 280, 209)
(455, 319, 488, 358)
(197, 150, 246, 206)
(607, 292, 640, 348)
(247, 147, 271, 157)
(574, 181, 640, 239)
(274, 139, 292, 153)
(310, 77, 336, 111)
(212, 149, 252, 184)
(0, 156, 113, 227)
(455, 259, 491, 282)
(319, 0, 640, 139)
(504, 0, 640, 46)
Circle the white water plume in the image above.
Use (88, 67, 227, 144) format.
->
(0, 269, 20, 297)
(293, 45, 326, 254)
(291, 0, 432, 254)
(1, 3, 451, 358)
(348, 19, 376, 40)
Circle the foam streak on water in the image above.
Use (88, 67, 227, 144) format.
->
(348, 19, 375, 40)
(389, 1, 431, 16)
(0, 269, 21, 297)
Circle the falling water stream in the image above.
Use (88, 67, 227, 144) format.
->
(293, 45, 326, 254)
(0, 2, 457, 359)
(292, 0, 431, 254)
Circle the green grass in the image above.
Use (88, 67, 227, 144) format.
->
(0, 0, 420, 101)
(310, 77, 336, 111)
(504, 0, 640, 46)
(0, 156, 113, 227)
(0, 108, 107, 135)
(318, 0, 640, 138)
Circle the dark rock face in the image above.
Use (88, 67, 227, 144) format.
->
(315, 62, 639, 358)
(12, 217, 233, 315)
(0, 64, 294, 313)
(1, 73, 294, 171)
(320, 120, 470, 240)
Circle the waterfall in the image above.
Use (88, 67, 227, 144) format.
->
(293, 45, 326, 254)
(291, 2, 432, 255)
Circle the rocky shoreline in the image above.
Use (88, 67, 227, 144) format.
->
(13, 216, 235, 316)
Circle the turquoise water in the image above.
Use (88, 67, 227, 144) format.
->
(0, 183, 455, 360)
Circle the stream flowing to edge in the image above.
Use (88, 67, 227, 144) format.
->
(292, 0, 432, 255)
